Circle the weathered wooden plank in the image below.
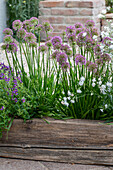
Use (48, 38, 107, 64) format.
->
(0, 118, 113, 149)
(0, 146, 113, 166)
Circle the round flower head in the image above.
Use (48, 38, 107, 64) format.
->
(29, 17, 39, 26)
(6, 43, 18, 53)
(75, 54, 86, 65)
(61, 62, 70, 71)
(16, 28, 27, 39)
(85, 61, 92, 67)
(91, 27, 99, 36)
(35, 24, 43, 33)
(76, 31, 86, 47)
(29, 41, 37, 48)
(57, 52, 68, 64)
(88, 63, 98, 73)
(12, 20, 23, 31)
(101, 53, 111, 63)
(45, 40, 52, 48)
(24, 33, 37, 43)
(75, 23, 83, 29)
(85, 20, 95, 28)
(66, 26, 75, 35)
(96, 58, 103, 66)
(53, 42, 61, 50)
(1, 44, 8, 51)
(94, 44, 102, 56)
(67, 33, 76, 44)
(85, 36, 94, 49)
(39, 45, 48, 53)
(60, 44, 70, 51)
(76, 28, 85, 35)
(61, 31, 66, 36)
(102, 37, 112, 46)
(51, 50, 60, 59)
(3, 28, 13, 36)
(23, 20, 34, 32)
(46, 36, 52, 41)
(0, 106, 4, 111)
(3, 35, 13, 44)
(42, 21, 53, 32)
(51, 36, 62, 46)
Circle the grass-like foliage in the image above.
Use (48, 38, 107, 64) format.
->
(0, 17, 113, 137)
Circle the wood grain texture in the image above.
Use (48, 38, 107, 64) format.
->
(0, 118, 113, 165)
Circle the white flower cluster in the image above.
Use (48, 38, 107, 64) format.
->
(61, 91, 75, 107)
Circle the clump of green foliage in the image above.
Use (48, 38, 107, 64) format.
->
(106, 0, 113, 13)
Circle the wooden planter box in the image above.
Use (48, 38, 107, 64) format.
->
(0, 118, 113, 165)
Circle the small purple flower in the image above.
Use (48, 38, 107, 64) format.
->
(35, 24, 43, 33)
(51, 36, 62, 46)
(0, 106, 4, 110)
(23, 20, 33, 31)
(3, 35, 13, 44)
(75, 23, 84, 29)
(22, 98, 25, 103)
(76, 28, 85, 35)
(16, 28, 27, 39)
(24, 33, 37, 43)
(88, 63, 98, 73)
(39, 45, 48, 53)
(12, 20, 23, 31)
(29, 17, 39, 26)
(66, 26, 75, 35)
(102, 37, 112, 46)
(76, 31, 86, 47)
(91, 27, 99, 36)
(29, 41, 37, 48)
(101, 53, 111, 63)
(94, 44, 102, 56)
(51, 50, 60, 59)
(6, 43, 18, 53)
(96, 58, 103, 65)
(46, 36, 52, 41)
(61, 62, 70, 71)
(85, 20, 95, 28)
(53, 42, 61, 50)
(42, 21, 53, 32)
(67, 33, 76, 44)
(14, 98, 18, 103)
(3, 28, 13, 36)
(75, 54, 86, 65)
(57, 52, 68, 64)
(45, 41, 52, 47)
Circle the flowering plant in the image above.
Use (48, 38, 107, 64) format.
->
(0, 17, 113, 136)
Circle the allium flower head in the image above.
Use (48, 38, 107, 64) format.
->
(94, 44, 102, 56)
(16, 28, 27, 39)
(101, 53, 111, 63)
(96, 58, 103, 65)
(12, 20, 23, 31)
(3, 35, 13, 44)
(6, 43, 18, 53)
(51, 36, 62, 46)
(88, 63, 98, 73)
(51, 50, 60, 59)
(91, 27, 99, 36)
(46, 36, 52, 41)
(45, 41, 52, 47)
(61, 62, 70, 71)
(85, 20, 95, 28)
(29, 41, 37, 48)
(75, 54, 86, 65)
(39, 45, 48, 53)
(53, 42, 61, 50)
(23, 20, 32, 31)
(76, 28, 85, 35)
(76, 31, 86, 46)
(75, 23, 83, 29)
(67, 33, 76, 44)
(102, 37, 112, 46)
(60, 44, 72, 56)
(24, 33, 37, 43)
(57, 52, 68, 64)
(3, 28, 13, 36)
(35, 24, 43, 33)
(66, 26, 75, 35)
(29, 17, 39, 26)
(1, 44, 8, 51)
(42, 21, 53, 32)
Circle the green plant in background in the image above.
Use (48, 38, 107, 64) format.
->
(106, 0, 113, 13)
(6, 0, 40, 28)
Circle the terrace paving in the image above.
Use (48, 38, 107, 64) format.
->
(0, 158, 113, 170)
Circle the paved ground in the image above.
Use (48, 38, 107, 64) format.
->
(0, 158, 113, 170)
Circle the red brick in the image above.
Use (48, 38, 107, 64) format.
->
(39, 8, 51, 15)
(51, 8, 79, 16)
(39, 1, 64, 8)
(65, 1, 93, 8)
(48, 32, 62, 37)
(65, 17, 91, 24)
(79, 9, 93, 16)
(39, 16, 65, 24)
(52, 24, 67, 32)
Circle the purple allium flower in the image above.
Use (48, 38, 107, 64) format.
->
(6, 43, 18, 53)
(16, 28, 27, 39)
(1, 44, 8, 51)
(22, 98, 25, 103)
(96, 58, 103, 65)
(51, 50, 60, 59)
(61, 31, 66, 36)
(39, 45, 48, 53)
(75, 23, 84, 29)
(24, 33, 37, 43)
(85, 20, 95, 28)
(94, 44, 102, 56)
(60, 44, 72, 56)
(85, 36, 95, 49)
(46, 36, 52, 41)
(53, 42, 61, 50)
(91, 27, 99, 36)
(61, 62, 70, 71)
(67, 33, 76, 44)
(29, 17, 39, 26)
(35, 24, 43, 33)
(12, 20, 23, 31)
(3, 35, 13, 44)
(45, 40, 52, 47)
(29, 41, 37, 48)
(75, 54, 86, 65)
(57, 52, 68, 64)
(23, 20, 33, 31)
(66, 26, 75, 35)
(88, 63, 98, 73)
(76, 31, 86, 47)
(102, 37, 112, 46)
(3, 28, 13, 36)
(0, 106, 4, 110)
(101, 53, 111, 63)
(51, 36, 62, 46)
(76, 28, 85, 35)
(42, 21, 53, 32)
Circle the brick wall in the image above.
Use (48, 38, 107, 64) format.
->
(39, 0, 105, 40)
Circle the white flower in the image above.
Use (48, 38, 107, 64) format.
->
(80, 76, 85, 81)
(92, 83, 96, 87)
(79, 81, 84, 86)
(111, 23, 113, 28)
(98, 81, 102, 85)
(101, 85, 106, 89)
(106, 82, 112, 87)
(83, 32, 87, 37)
(98, 14, 105, 19)
(64, 102, 69, 107)
(67, 97, 71, 100)
(109, 45, 113, 49)
(105, 104, 108, 109)
(106, 6, 111, 11)
(101, 9, 107, 15)
(92, 78, 96, 82)
(77, 89, 82, 93)
(62, 91, 65, 94)
(63, 97, 67, 101)
(93, 35, 98, 40)
(70, 100, 75, 103)
(68, 91, 71, 96)
(91, 93, 93, 96)
(100, 109, 104, 112)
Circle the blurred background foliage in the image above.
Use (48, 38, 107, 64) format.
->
(106, 0, 113, 13)
(6, 0, 40, 28)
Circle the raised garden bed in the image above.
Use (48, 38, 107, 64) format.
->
(0, 118, 113, 166)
